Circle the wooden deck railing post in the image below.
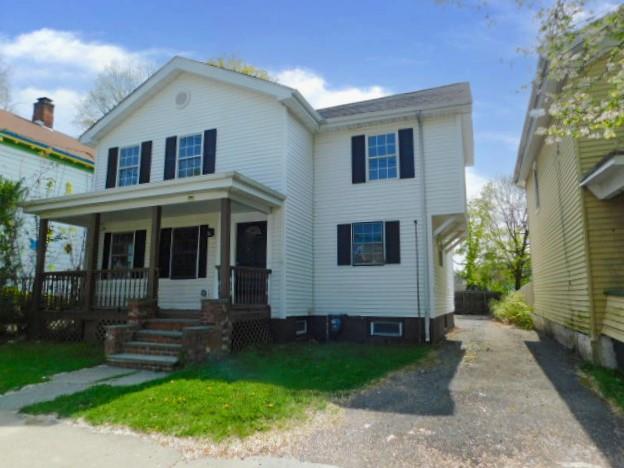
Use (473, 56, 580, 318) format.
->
(148, 206, 162, 302)
(83, 213, 100, 311)
(218, 198, 232, 300)
(29, 218, 48, 338)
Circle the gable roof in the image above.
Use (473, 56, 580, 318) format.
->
(0, 108, 95, 163)
(316, 82, 471, 119)
(80, 56, 323, 145)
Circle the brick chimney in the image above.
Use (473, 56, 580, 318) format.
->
(32, 97, 54, 129)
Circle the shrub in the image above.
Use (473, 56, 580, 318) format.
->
(491, 292, 533, 330)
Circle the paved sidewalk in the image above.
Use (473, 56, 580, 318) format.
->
(0, 365, 166, 411)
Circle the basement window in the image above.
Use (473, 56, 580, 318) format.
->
(295, 319, 308, 336)
(369, 320, 403, 337)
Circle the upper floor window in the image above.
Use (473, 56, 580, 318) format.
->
(178, 133, 203, 178)
(118, 145, 140, 187)
(352, 221, 384, 265)
(368, 133, 398, 180)
(533, 166, 540, 209)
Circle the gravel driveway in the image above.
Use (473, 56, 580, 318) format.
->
(291, 315, 624, 467)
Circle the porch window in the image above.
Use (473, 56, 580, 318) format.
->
(110, 232, 134, 269)
(352, 222, 384, 265)
(118, 145, 140, 187)
(178, 133, 203, 178)
(368, 133, 398, 180)
(170, 226, 200, 279)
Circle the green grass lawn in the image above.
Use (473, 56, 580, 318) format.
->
(0, 342, 105, 394)
(22, 343, 429, 440)
(582, 363, 624, 412)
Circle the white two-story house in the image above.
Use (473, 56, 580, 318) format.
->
(24, 57, 472, 347)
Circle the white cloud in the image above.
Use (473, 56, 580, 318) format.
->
(465, 167, 490, 200)
(275, 68, 389, 109)
(0, 28, 147, 73)
(475, 131, 520, 150)
(13, 87, 84, 136)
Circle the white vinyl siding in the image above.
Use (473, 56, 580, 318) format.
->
(0, 143, 92, 274)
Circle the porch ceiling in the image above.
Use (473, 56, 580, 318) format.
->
(432, 213, 467, 252)
(21, 171, 285, 224)
(580, 152, 624, 200)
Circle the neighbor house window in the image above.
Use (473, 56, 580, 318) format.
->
(370, 320, 403, 337)
(533, 167, 540, 209)
(118, 145, 140, 187)
(110, 232, 134, 269)
(352, 222, 384, 265)
(178, 133, 203, 178)
(170, 226, 199, 279)
(368, 133, 397, 180)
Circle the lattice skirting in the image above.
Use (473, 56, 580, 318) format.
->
(231, 319, 272, 352)
(95, 319, 126, 341)
(40, 319, 83, 342)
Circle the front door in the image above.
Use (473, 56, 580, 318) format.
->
(234, 221, 267, 303)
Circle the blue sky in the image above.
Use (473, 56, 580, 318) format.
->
(2, 0, 610, 195)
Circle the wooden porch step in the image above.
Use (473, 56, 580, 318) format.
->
(124, 341, 182, 357)
(144, 318, 201, 330)
(134, 329, 183, 344)
(107, 353, 179, 372)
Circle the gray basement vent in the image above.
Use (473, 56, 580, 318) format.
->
(369, 320, 403, 337)
(295, 319, 308, 336)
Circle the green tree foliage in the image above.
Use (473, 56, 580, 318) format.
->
(0, 177, 26, 280)
(207, 56, 273, 81)
(459, 177, 531, 293)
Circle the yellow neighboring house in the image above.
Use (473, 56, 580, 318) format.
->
(515, 57, 624, 370)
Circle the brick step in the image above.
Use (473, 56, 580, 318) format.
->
(134, 329, 183, 344)
(157, 309, 201, 319)
(107, 353, 179, 372)
(144, 318, 201, 331)
(124, 341, 182, 357)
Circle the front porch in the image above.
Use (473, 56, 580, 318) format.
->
(23, 172, 284, 354)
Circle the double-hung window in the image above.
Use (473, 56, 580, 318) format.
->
(170, 226, 200, 279)
(178, 133, 203, 178)
(352, 222, 384, 265)
(368, 133, 398, 180)
(118, 145, 140, 187)
(110, 232, 134, 269)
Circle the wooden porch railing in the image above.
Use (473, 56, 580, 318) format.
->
(231, 266, 271, 306)
(41, 270, 86, 311)
(93, 268, 154, 309)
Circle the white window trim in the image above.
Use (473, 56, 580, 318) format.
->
(533, 164, 540, 210)
(295, 319, 308, 336)
(117, 144, 141, 187)
(176, 132, 204, 179)
(109, 231, 136, 269)
(352, 221, 386, 266)
(370, 320, 403, 337)
(365, 131, 400, 182)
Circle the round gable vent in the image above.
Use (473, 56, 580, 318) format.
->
(175, 90, 190, 109)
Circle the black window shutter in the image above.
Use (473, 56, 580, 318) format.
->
(202, 129, 217, 175)
(198, 225, 209, 278)
(101, 232, 112, 269)
(139, 141, 152, 184)
(133, 230, 147, 268)
(164, 136, 177, 180)
(385, 221, 401, 264)
(105, 147, 118, 188)
(337, 224, 352, 265)
(159, 228, 172, 278)
(351, 135, 366, 184)
(398, 128, 415, 179)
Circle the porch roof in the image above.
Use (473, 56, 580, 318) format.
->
(22, 171, 285, 221)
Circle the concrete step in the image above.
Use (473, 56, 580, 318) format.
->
(158, 309, 201, 319)
(107, 353, 179, 372)
(124, 341, 182, 357)
(134, 329, 183, 344)
(144, 318, 201, 331)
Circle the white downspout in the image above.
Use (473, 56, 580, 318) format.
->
(417, 112, 431, 342)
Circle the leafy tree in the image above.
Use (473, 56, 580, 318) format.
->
(0, 177, 26, 281)
(207, 56, 273, 81)
(458, 177, 530, 293)
(436, 1, 624, 141)
(74, 62, 153, 131)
